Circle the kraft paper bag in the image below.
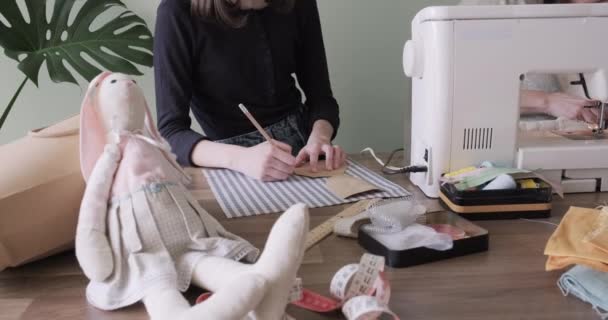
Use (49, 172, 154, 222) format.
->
(0, 115, 84, 271)
(326, 174, 380, 199)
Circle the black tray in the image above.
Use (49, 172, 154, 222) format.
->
(358, 211, 489, 268)
(439, 178, 552, 220)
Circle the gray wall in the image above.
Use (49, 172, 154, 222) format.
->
(0, 0, 457, 153)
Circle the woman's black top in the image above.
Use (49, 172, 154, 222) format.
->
(154, 0, 340, 166)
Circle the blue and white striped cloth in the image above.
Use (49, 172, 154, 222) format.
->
(203, 160, 411, 218)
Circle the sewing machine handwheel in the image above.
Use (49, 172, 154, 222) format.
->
(403, 40, 424, 78)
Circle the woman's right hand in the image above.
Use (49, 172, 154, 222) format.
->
(545, 92, 600, 123)
(234, 140, 296, 181)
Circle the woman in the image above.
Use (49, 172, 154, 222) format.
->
(154, 0, 345, 181)
(460, 0, 608, 124)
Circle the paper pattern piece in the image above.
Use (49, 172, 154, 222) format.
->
(294, 161, 347, 178)
(326, 175, 380, 199)
(203, 160, 410, 218)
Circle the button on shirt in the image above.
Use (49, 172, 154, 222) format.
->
(154, 0, 340, 166)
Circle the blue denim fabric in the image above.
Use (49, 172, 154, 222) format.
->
(215, 113, 307, 156)
(558, 265, 608, 319)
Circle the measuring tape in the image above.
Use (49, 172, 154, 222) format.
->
(291, 253, 398, 319)
(199, 201, 395, 319)
(304, 199, 378, 251)
(195, 254, 396, 319)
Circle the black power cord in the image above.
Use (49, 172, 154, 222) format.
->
(380, 148, 428, 175)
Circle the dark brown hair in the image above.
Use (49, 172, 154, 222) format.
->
(191, 0, 295, 28)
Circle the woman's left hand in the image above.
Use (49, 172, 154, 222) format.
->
(296, 120, 346, 172)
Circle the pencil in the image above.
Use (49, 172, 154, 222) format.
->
(238, 103, 274, 144)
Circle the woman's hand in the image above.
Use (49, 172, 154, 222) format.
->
(520, 90, 603, 125)
(545, 92, 601, 123)
(296, 120, 346, 172)
(234, 140, 296, 181)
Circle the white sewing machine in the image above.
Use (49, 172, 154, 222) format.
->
(403, 3, 608, 198)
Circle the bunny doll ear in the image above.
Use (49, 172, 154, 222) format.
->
(142, 95, 191, 182)
(79, 71, 112, 182)
(142, 98, 163, 142)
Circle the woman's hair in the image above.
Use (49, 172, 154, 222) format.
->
(191, 0, 295, 28)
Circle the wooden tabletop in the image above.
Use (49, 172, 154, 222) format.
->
(2, 154, 607, 319)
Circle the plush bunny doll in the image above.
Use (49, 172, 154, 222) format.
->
(76, 71, 309, 320)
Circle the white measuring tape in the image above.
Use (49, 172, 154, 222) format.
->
(333, 210, 371, 238)
(290, 253, 399, 320)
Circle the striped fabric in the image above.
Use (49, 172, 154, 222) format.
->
(203, 160, 411, 218)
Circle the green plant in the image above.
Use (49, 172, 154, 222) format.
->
(0, 0, 153, 131)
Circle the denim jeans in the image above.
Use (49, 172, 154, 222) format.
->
(215, 112, 307, 156)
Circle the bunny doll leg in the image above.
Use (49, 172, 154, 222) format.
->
(191, 203, 309, 319)
(143, 287, 190, 320)
(249, 203, 309, 319)
(192, 256, 250, 292)
(144, 273, 268, 320)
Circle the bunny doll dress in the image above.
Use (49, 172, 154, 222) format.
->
(86, 134, 259, 310)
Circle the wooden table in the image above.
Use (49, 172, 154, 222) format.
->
(1, 154, 606, 319)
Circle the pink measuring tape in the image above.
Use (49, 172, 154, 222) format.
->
(291, 253, 398, 319)
(196, 253, 398, 319)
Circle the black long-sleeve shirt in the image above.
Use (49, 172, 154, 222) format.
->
(154, 0, 340, 166)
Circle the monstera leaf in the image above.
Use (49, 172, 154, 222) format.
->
(0, 0, 153, 130)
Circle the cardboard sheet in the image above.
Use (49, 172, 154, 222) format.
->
(326, 174, 380, 199)
(294, 161, 347, 178)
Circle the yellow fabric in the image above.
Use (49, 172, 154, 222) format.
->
(589, 214, 608, 255)
(544, 206, 608, 272)
(519, 179, 538, 189)
(546, 256, 608, 272)
(444, 166, 477, 178)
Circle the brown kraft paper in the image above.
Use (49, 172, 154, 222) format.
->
(326, 174, 380, 199)
(0, 115, 84, 271)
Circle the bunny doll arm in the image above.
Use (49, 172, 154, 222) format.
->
(76, 144, 121, 282)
